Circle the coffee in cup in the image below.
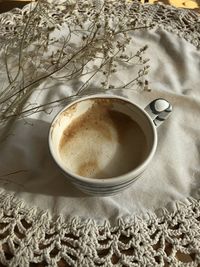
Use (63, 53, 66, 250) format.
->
(59, 99, 148, 179)
(49, 95, 172, 195)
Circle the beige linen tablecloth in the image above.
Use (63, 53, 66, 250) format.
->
(0, 1, 200, 266)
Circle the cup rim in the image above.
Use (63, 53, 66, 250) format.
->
(48, 94, 157, 184)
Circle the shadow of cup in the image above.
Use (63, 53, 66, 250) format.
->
(0, 118, 87, 198)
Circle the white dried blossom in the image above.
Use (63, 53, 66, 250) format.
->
(0, 0, 150, 123)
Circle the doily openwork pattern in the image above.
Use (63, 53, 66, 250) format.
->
(0, 191, 200, 266)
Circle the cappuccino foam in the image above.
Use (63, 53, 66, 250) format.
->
(59, 101, 147, 178)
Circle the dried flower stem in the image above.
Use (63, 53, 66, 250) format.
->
(0, 0, 151, 124)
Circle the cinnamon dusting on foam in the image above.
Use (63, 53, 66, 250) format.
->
(60, 102, 114, 149)
(77, 160, 99, 177)
(59, 99, 147, 178)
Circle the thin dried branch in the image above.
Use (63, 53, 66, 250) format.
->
(0, 0, 151, 124)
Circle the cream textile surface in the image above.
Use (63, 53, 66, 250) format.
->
(0, 26, 200, 225)
(0, 1, 199, 227)
(0, 2, 200, 266)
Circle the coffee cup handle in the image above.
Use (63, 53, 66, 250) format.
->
(144, 98, 172, 127)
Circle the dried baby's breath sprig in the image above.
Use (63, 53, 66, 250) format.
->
(0, 0, 151, 123)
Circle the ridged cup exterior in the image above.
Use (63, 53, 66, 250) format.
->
(49, 94, 157, 196)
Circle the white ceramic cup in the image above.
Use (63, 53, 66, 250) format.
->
(49, 94, 172, 196)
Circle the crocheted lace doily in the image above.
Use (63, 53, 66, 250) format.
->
(0, 1, 200, 266)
